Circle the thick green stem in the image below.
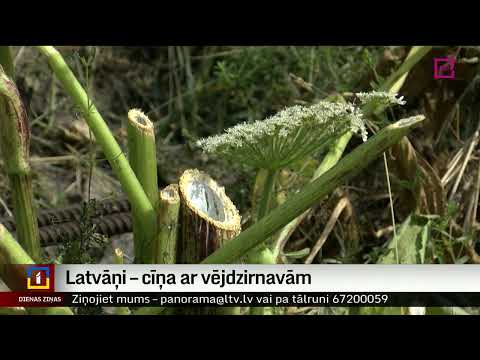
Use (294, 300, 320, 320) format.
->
(248, 169, 277, 315)
(0, 47, 14, 79)
(10, 176, 41, 261)
(202, 116, 425, 264)
(127, 109, 159, 262)
(36, 46, 156, 263)
(248, 168, 278, 263)
(0, 224, 34, 265)
(257, 169, 277, 220)
(0, 223, 73, 315)
(0, 67, 41, 261)
(154, 184, 180, 264)
(127, 109, 159, 205)
(250, 169, 284, 269)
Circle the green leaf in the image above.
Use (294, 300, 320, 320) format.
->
(379, 214, 431, 264)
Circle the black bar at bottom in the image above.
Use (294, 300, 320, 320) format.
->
(62, 292, 480, 307)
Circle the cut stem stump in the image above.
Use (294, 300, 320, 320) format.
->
(178, 169, 241, 264)
(154, 184, 180, 264)
(127, 109, 159, 263)
(177, 169, 241, 315)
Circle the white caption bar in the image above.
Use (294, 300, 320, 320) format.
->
(54, 265, 480, 293)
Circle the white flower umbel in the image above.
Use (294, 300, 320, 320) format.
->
(355, 91, 406, 107)
(197, 101, 368, 170)
(197, 95, 401, 279)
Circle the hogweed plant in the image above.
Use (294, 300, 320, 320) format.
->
(198, 93, 410, 314)
(200, 115, 425, 266)
(198, 92, 405, 248)
(198, 102, 367, 263)
(0, 46, 430, 315)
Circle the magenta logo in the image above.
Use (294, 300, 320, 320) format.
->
(434, 56, 456, 79)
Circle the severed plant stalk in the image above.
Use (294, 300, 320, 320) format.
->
(0, 66, 41, 261)
(127, 109, 159, 263)
(127, 109, 158, 204)
(201, 115, 425, 265)
(177, 169, 241, 264)
(154, 184, 180, 264)
(0, 223, 73, 315)
(177, 169, 241, 315)
(36, 46, 156, 264)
